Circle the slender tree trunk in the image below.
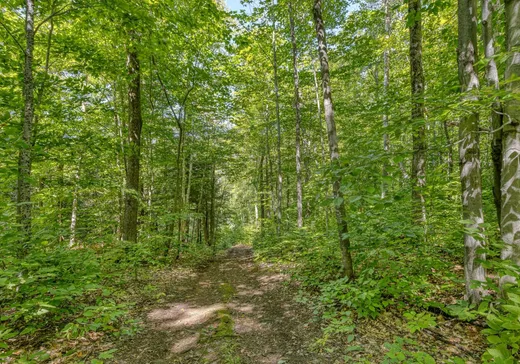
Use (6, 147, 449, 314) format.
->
(185, 153, 193, 240)
(482, 0, 503, 224)
(289, 2, 303, 228)
(17, 0, 35, 251)
(312, 61, 327, 164)
(271, 1, 283, 234)
(458, 0, 486, 304)
(122, 43, 143, 243)
(313, 0, 354, 280)
(408, 0, 427, 224)
(266, 124, 275, 220)
(500, 0, 520, 273)
(312, 61, 329, 229)
(259, 154, 266, 223)
(443, 121, 454, 175)
(57, 162, 64, 241)
(381, 0, 391, 198)
(69, 159, 81, 248)
(209, 164, 216, 247)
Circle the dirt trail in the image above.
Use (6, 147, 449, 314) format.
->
(113, 245, 339, 363)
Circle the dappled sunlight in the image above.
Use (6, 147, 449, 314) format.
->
(170, 333, 200, 354)
(233, 316, 266, 334)
(148, 303, 226, 330)
(228, 302, 255, 314)
(236, 288, 265, 296)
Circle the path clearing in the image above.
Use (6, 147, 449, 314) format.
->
(113, 245, 339, 363)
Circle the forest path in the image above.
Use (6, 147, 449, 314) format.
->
(113, 245, 340, 363)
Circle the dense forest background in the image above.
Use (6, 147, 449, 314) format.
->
(1, 0, 520, 362)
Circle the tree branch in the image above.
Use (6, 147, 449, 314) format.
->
(34, 5, 71, 35)
(0, 20, 24, 52)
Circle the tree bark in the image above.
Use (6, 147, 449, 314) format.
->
(289, 2, 303, 229)
(482, 0, 503, 225)
(381, 0, 391, 198)
(312, 61, 329, 230)
(122, 43, 143, 243)
(443, 121, 454, 175)
(458, 0, 486, 303)
(271, 1, 283, 234)
(408, 0, 427, 224)
(69, 159, 81, 247)
(500, 0, 520, 272)
(209, 164, 217, 247)
(313, 0, 354, 280)
(17, 0, 35, 251)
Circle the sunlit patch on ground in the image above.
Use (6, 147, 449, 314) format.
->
(148, 303, 226, 330)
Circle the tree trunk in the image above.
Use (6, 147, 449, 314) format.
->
(313, 0, 354, 280)
(122, 44, 143, 243)
(381, 0, 391, 198)
(312, 60, 329, 230)
(259, 154, 266, 223)
(17, 0, 35, 251)
(289, 2, 303, 229)
(482, 0, 503, 225)
(69, 160, 81, 248)
(443, 121, 454, 175)
(271, 1, 283, 234)
(312, 61, 327, 164)
(458, 0, 486, 304)
(209, 164, 216, 247)
(500, 0, 520, 272)
(408, 0, 427, 224)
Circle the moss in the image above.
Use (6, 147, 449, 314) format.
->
(219, 282, 236, 302)
(215, 309, 235, 338)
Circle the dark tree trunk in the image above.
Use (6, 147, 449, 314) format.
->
(122, 44, 143, 243)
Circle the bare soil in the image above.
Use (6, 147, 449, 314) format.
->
(112, 245, 342, 363)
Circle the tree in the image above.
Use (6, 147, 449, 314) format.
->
(408, 0, 427, 224)
(381, 0, 391, 199)
(482, 0, 502, 224)
(17, 0, 35, 252)
(122, 35, 143, 243)
(313, 0, 354, 280)
(457, 0, 486, 303)
(289, 1, 303, 228)
(271, 0, 283, 234)
(500, 0, 520, 271)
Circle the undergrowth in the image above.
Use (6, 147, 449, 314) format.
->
(0, 238, 224, 363)
(253, 221, 520, 363)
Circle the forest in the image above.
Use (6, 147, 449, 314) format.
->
(1, 0, 520, 362)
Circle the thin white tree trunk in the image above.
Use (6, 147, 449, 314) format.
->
(381, 0, 391, 198)
(17, 0, 35, 251)
(69, 160, 81, 248)
(314, 0, 354, 280)
(271, 1, 283, 234)
(289, 2, 303, 228)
